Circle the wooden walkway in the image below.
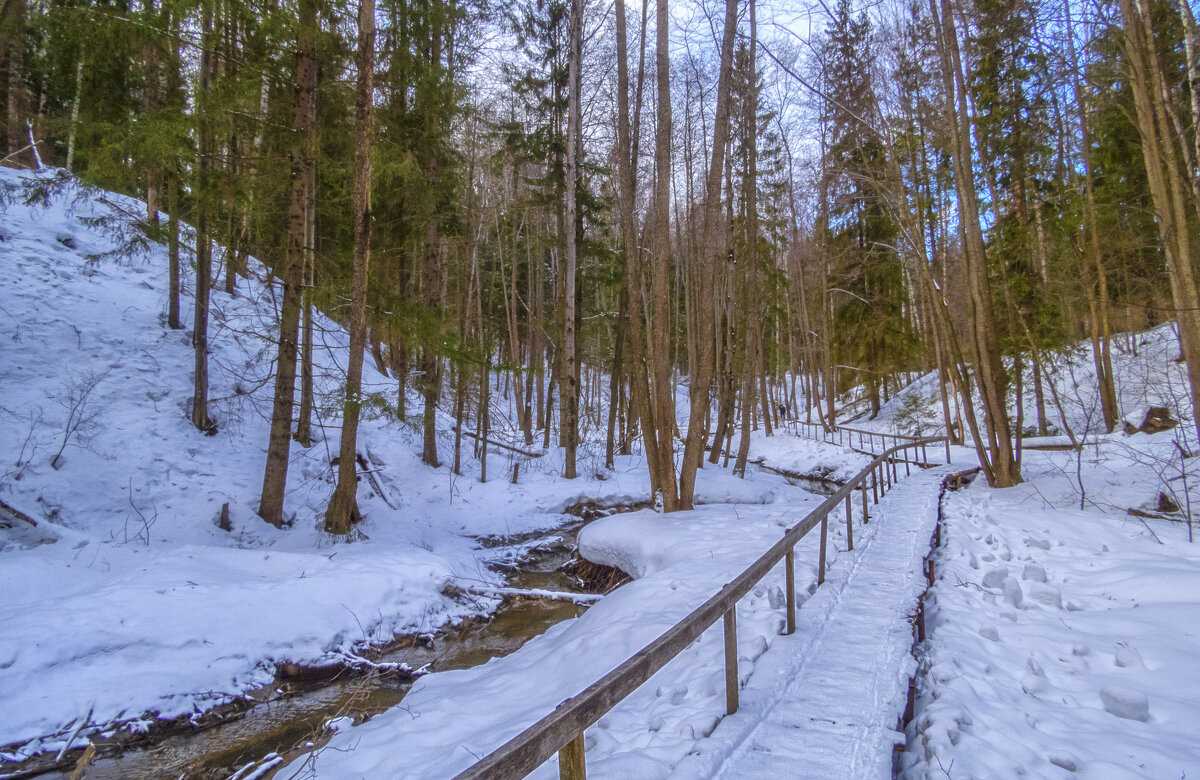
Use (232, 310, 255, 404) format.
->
(670, 467, 946, 779)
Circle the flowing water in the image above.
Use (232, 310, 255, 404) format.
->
(16, 522, 608, 780)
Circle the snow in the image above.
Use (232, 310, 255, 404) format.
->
(292, 478, 834, 778)
(4, 167, 1200, 779)
(747, 431, 873, 482)
(0, 168, 663, 759)
(899, 446, 1200, 778)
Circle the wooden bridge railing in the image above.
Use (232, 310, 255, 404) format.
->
(792, 419, 952, 464)
(453, 435, 947, 780)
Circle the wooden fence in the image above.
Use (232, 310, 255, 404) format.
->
(792, 420, 952, 465)
(453, 435, 947, 780)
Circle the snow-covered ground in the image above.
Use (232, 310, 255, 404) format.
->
(0, 168, 673, 761)
(3, 168, 1200, 779)
(900, 442, 1200, 779)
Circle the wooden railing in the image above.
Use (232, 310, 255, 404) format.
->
(792, 419, 952, 464)
(453, 436, 946, 780)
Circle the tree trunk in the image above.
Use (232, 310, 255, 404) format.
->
(258, 0, 317, 526)
(167, 173, 182, 330)
(648, 0, 684, 509)
(930, 0, 1020, 486)
(3, 0, 27, 161)
(1066, 0, 1119, 433)
(191, 0, 216, 434)
(325, 0, 375, 535)
(295, 164, 316, 447)
(734, 0, 760, 477)
(420, 19, 445, 468)
(562, 0, 582, 479)
(677, 0, 738, 509)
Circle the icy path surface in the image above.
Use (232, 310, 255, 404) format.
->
(675, 467, 947, 780)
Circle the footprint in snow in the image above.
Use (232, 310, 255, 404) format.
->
(1027, 583, 1062, 609)
(1022, 562, 1047, 582)
(656, 683, 688, 704)
(1099, 685, 1150, 722)
(1002, 576, 1024, 608)
(1114, 645, 1144, 668)
(981, 566, 1008, 589)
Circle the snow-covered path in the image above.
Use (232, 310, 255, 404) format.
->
(673, 467, 947, 779)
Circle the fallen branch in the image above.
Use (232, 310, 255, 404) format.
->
(453, 426, 545, 459)
(0, 498, 39, 527)
(459, 584, 602, 604)
(356, 453, 396, 510)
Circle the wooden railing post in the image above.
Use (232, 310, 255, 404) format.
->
(872, 468, 879, 503)
(559, 733, 586, 780)
(784, 549, 796, 634)
(861, 484, 869, 523)
(724, 608, 739, 715)
(818, 513, 828, 585)
(844, 495, 854, 551)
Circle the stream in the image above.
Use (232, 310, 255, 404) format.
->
(16, 519, 617, 780)
(11, 481, 826, 780)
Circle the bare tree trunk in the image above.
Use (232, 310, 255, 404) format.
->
(1066, 0, 1119, 433)
(930, 0, 1020, 486)
(191, 0, 216, 434)
(167, 173, 182, 330)
(325, 0, 374, 535)
(562, 0, 582, 479)
(3, 0, 27, 161)
(143, 0, 160, 225)
(735, 0, 761, 477)
(420, 21, 445, 468)
(295, 169, 316, 447)
(615, 0, 660, 490)
(648, 0, 681, 509)
(677, 0, 739, 509)
(1120, 0, 1200, 444)
(258, 0, 316, 526)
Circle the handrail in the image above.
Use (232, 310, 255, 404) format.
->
(453, 435, 947, 780)
(792, 419, 951, 464)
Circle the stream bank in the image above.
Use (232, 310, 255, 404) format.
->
(6, 512, 629, 780)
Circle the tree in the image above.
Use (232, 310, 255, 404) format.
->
(1118, 0, 1200, 444)
(929, 0, 1020, 486)
(259, 0, 319, 527)
(676, 0, 739, 511)
(562, 0, 582, 478)
(326, 0, 376, 535)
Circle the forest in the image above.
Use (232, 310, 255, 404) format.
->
(2, 0, 1197, 520)
(1, 0, 1200, 775)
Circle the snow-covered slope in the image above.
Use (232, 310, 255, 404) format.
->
(0, 168, 644, 758)
(841, 325, 1196, 444)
